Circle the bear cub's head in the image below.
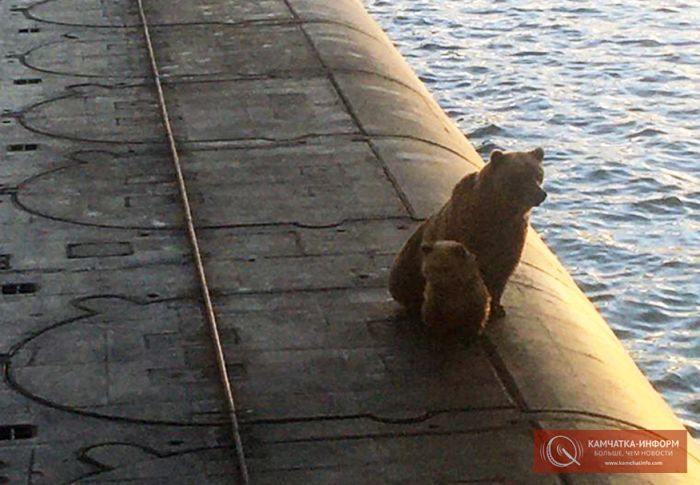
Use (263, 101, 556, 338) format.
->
(421, 240, 480, 286)
(482, 147, 546, 214)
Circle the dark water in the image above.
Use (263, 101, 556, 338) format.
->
(364, 0, 699, 435)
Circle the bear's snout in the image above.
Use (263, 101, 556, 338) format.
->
(533, 189, 547, 206)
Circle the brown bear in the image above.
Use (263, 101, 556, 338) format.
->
(389, 148, 546, 319)
(421, 240, 490, 336)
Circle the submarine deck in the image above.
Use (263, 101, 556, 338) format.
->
(0, 0, 697, 483)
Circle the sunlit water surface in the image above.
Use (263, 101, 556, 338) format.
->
(364, 0, 700, 435)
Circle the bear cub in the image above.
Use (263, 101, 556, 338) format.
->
(389, 148, 546, 319)
(421, 241, 490, 336)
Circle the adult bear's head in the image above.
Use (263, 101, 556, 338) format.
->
(480, 147, 547, 215)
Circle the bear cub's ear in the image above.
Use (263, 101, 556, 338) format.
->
(455, 244, 475, 263)
(421, 243, 434, 255)
(530, 147, 544, 162)
(489, 150, 506, 166)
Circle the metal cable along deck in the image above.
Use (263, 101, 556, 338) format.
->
(135, 0, 249, 482)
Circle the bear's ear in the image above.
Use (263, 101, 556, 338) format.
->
(489, 150, 506, 166)
(421, 243, 434, 255)
(456, 245, 474, 262)
(531, 147, 544, 163)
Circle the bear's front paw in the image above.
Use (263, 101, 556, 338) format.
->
(489, 303, 506, 320)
